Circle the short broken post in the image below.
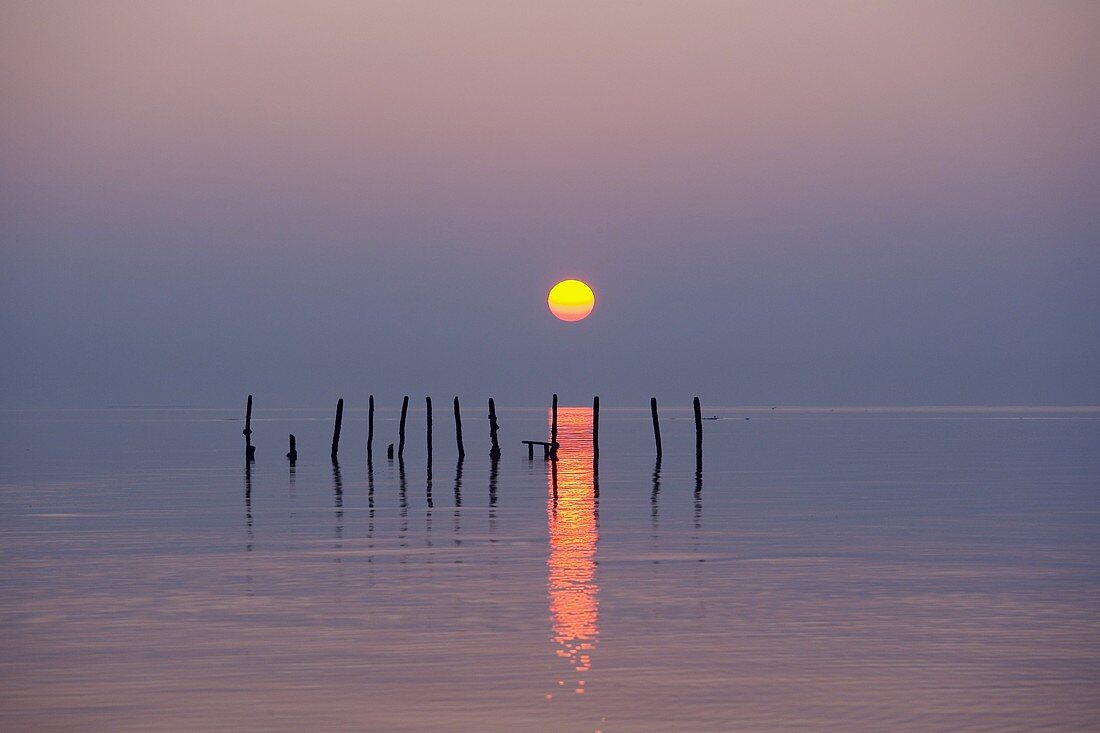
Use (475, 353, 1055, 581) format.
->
(453, 396, 465, 461)
(286, 434, 297, 463)
(488, 398, 502, 460)
(387, 443, 394, 460)
(650, 397, 662, 463)
(398, 395, 409, 460)
(331, 398, 344, 462)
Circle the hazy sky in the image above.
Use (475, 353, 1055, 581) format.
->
(2, 1, 1097, 408)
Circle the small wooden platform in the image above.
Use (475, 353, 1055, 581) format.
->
(521, 440, 559, 460)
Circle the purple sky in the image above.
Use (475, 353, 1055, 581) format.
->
(2, 1, 1097, 407)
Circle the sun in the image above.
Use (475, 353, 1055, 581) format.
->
(548, 279, 595, 322)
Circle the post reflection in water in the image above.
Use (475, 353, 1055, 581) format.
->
(243, 462, 253, 553)
(546, 407, 599, 698)
(332, 462, 344, 561)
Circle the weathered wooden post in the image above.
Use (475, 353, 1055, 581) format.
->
(550, 393, 559, 459)
(488, 398, 501, 460)
(453, 396, 465, 461)
(693, 395, 703, 475)
(592, 395, 600, 497)
(331, 398, 344, 462)
(426, 396, 433, 462)
(286, 434, 297, 463)
(398, 395, 409, 460)
(650, 397, 662, 463)
(367, 395, 375, 462)
(592, 395, 600, 459)
(243, 394, 255, 461)
(387, 443, 394, 460)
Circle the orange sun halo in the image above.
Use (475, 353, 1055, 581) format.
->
(547, 280, 595, 322)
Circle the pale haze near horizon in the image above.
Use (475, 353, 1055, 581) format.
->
(1, 1, 1097, 409)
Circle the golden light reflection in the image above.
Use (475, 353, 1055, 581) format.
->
(546, 406, 599, 697)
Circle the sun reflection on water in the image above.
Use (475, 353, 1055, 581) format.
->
(546, 407, 599, 697)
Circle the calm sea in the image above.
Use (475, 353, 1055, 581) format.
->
(2, 405, 1098, 732)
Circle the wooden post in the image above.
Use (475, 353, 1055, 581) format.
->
(286, 434, 297, 463)
(398, 395, 409, 459)
(453, 396, 465, 461)
(387, 443, 394, 460)
(693, 395, 703, 474)
(367, 394, 375, 462)
(243, 394, 255, 461)
(426, 396, 433, 462)
(592, 395, 600, 459)
(650, 397, 662, 463)
(331, 398, 344, 462)
(488, 398, 501, 460)
(550, 394, 558, 459)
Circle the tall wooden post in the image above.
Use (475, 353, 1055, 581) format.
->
(592, 395, 600, 459)
(426, 396, 433, 462)
(398, 395, 409, 459)
(453, 396, 465, 460)
(693, 396, 703, 475)
(650, 397, 662, 463)
(331, 398, 344, 462)
(367, 394, 375, 462)
(243, 394, 255, 461)
(488, 398, 501, 460)
(426, 411, 433, 508)
(550, 393, 559, 459)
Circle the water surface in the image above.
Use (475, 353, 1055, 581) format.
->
(2, 405, 1098, 731)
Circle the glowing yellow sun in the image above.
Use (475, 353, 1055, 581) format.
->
(548, 279, 595, 322)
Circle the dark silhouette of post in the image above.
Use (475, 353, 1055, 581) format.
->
(592, 395, 600, 459)
(398, 395, 409, 460)
(693, 395, 703, 475)
(387, 443, 394, 460)
(550, 393, 559, 459)
(286, 434, 297, 463)
(650, 397, 662, 463)
(243, 394, 255, 461)
(367, 395, 375, 463)
(488, 398, 501, 460)
(426, 396, 433, 462)
(331, 398, 344, 462)
(453, 396, 465, 461)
